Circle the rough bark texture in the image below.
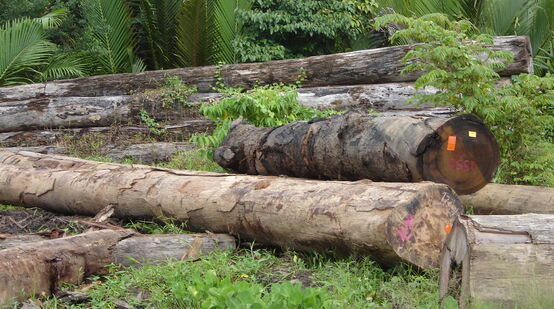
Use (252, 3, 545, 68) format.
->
(0, 150, 462, 269)
(0, 120, 213, 147)
(440, 214, 554, 308)
(0, 36, 531, 103)
(459, 183, 554, 214)
(0, 82, 454, 133)
(5, 142, 195, 164)
(0, 230, 235, 305)
(0, 234, 49, 250)
(215, 112, 499, 194)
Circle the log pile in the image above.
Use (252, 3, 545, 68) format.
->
(0, 150, 462, 269)
(1, 35, 549, 308)
(0, 36, 531, 163)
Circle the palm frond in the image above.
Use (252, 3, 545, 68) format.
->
(132, 0, 183, 69)
(39, 52, 87, 82)
(34, 8, 67, 29)
(0, 18, 56, 86)
(175, 0, 217, 67)
(175, 0, 251, 67)
(84, 0, 144, 74)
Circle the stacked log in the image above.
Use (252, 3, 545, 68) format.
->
(459, 183, 554, 214)
(0, 36, 531, 164)
(0, 230, 236, 305)
(214, 112, 499, 194)
(440, 214, 554, 308)
(0, 150, 462, 269)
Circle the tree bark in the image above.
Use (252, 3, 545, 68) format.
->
(0, 120, 213, 147)
(215, 112, 499, 194)
(459, 183, 554, 214)
(5, 142, 195, 164)
(0, 82, 453, 133)
(0, 230, 235, 305)
(0, 36, 531, 103)
(0, 150, 462, 269)
(440, 214, 554, 308)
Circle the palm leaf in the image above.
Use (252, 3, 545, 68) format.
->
(84, 0, 144, 74)
(39, 52, 86, 82)
(0, 18, 56, 86)
(175, 0, 251, 67)
(133, 0, 183, 69)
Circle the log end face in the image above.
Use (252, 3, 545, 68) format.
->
(386, 184, 463, 269)
(422, 114, 500, 194)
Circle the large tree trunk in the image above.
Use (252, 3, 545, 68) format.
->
(215, 112, 499, 194)
(459, 183, 554, 214)
(0, 120, 213, 147)
(0, 150, 462, 269)
(440, 214, 554, 308)
(0, 230, 235, 305)
(0, 36, 531, 103)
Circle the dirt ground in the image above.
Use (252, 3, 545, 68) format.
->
(0, 207, 122, 235)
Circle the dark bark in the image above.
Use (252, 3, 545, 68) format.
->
(215, 112, 499, 194)
(0, 150, 463, 269)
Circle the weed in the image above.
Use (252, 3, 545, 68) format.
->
(139, 110, 167, 136)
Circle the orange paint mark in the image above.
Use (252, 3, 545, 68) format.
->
(444, 224, 452, 234)
(447, 136, 457, 151)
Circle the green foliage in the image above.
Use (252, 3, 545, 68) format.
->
(125, 218, 189, 234)
(175, 0, 252, 67)
(374, 13, 554, 186)
(82, 0, 145, 74)
(41, 249, 446, 308)
(157, 76, 198, 108)
(139, 110, 167, 136)
(157, 150, 227, 173)
(374, 0, 554, 72)
(191, 83, 338, 155)
(0, 10, 85, 86)
(234, 0, 381, 62)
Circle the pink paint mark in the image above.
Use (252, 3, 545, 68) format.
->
(448, 155, 477, 172)
(397, 214, 415, 244)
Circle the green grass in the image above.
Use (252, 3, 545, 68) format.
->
(38, 249, 442, 308)
(156, 150, 226, 173)
(0, 203, 26, 211)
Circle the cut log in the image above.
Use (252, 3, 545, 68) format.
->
(5, 142, 196, 164)
(459, 183, 554, 214)
(0, 82, 452, 133)
(215, 112, 499, 194)
(0, 230, 236, 305)
(0, 120, 213, 147)
(0, 150, 463, 269)
(0, 234, 49, 250)
(0, 36, 531, 104)
(440, 214, 554, 308)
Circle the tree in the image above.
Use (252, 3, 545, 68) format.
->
(0, 10, 85, 86)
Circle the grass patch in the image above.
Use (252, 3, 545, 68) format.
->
(157, 150, 227, 173)
(0, 204, 26, 211)
(39, 249, 444, 308)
